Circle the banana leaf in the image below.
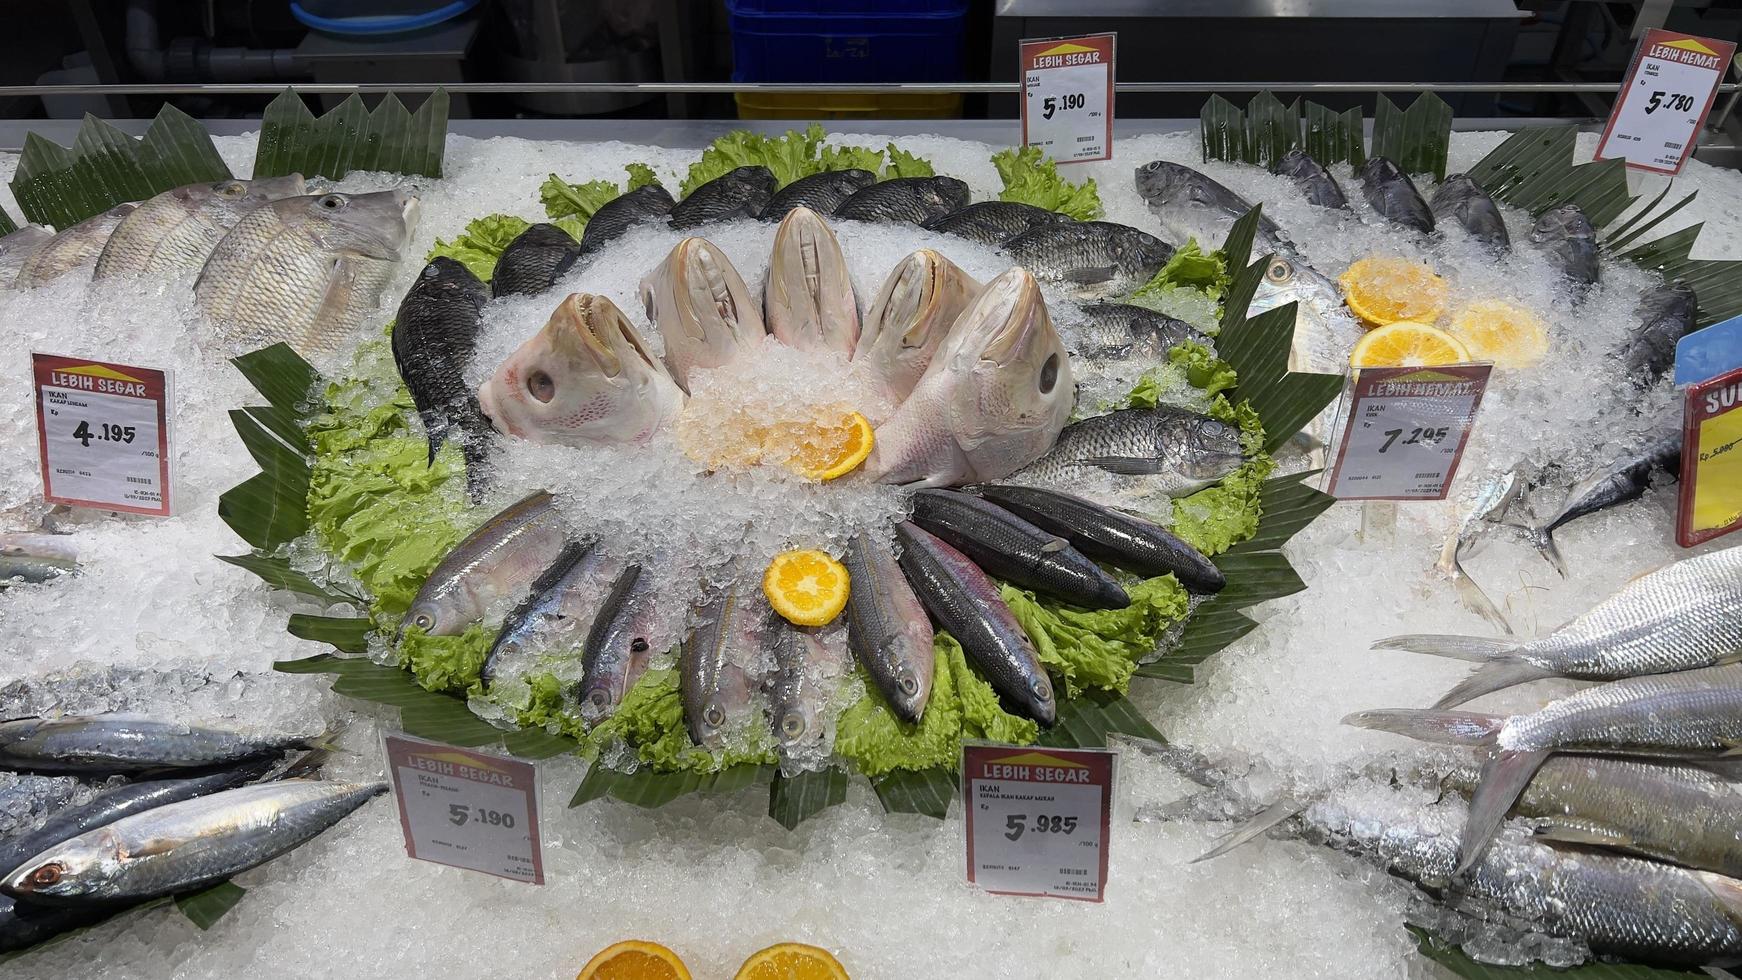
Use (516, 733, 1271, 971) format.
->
(871, 767, 957, 819)
(0, 207, 16, 236)
(1370, 94, 1454, 179)
(1225, 472, 1335, 555)
(1465, 125, 1634, 224)
(1409, 927, 1703, 979)
(570, 761, 770, 809)
(217, 411, 310, 550)
(1244, 91, 1300, 169)
(216, 554, 357, 605)
(1209, 551, 1307, 608)
(768, 769, 851, 830)
(287, 614, 372, 653)
(174, 881, 247, 931)
(1201, 94, 1251, 164)
(1136, 599, 1259, 682)
(11, 106, 230, 230)
(253, 90, 450, 181)
(1036, 687, 1165, 748)
(1623, 223, 1742, 329)
(1303, 101, 1365, 167)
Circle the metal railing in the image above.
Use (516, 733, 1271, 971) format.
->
(1, 81, 1736, 96)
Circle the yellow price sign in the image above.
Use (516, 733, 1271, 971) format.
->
(1678, 366, 1742, 547)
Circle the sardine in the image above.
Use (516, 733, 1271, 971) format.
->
(400, 491, 572, 637)
(1429, 174, 1509, 253)
(1617, 282, 1697, 385)
(93, 176, 307, 279)
(910, 489, 1128, 609)
(1522, 431, 1681, 575)
(490, 223, 581, 299)
(842, 532, 935, 723)
(577, 562, 663, 725)
(1272, 148, 1349, 211)
(1530, 204, 1599, 288)
(580, 184, 675, 251)
(1356, 157, 1434, 233)
(971, 483, 1224, 592)
(15, 204, 138, 287)
(1011, 406, 1246, 498)
(1002, 220, 1174, 295)
(759, 169, 876, 223)
(1075, 303, 1208, 359)
(668, 166, 776, 229)
(854, 249, 982, 403)
(1434, 468, 1522, 635)
(481, 540, 626, 688)
(0, 715, 322, 775)
(391, 257, 492, 483)
(680, 581, 768, 750)
(763, 206, 859, 355)
(1134, 160, 1286, 252)
(639, 236, 764, 391)
(833, 176, 971, 226)
(922, 200, 1068, 247)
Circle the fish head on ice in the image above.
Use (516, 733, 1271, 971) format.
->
(765, 206, 859, 354)
(639, 236, 763, 389)
(1134, 160, 1262, 248)
(291, 189, 416, 262)
(856, 248, 982, 399)
(1249, 253, 1360, 376)
(478, 292, 682, 445)
(1169, 411, 1247, 483)
(175, 173, 308, 219)
(1, 832, 116, 902)
(414, 255, 488, 303)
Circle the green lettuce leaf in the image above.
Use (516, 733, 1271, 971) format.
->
(1131, 239, 1228, 300)
(588, 667, 777, 774)
(624, 163, 659, 191)
(680, 124, 938, 195)
(817, 143, 885, 174)
(399, 623, 492, 696)
(991, 146, 1102, 220)
(424, 214, 530, 282)
(541, 163, 665, 229)
(1004, 577, 1189, 698)
(880, 143, 937, 179)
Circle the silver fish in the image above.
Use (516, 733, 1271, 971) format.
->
(481, 541, 626, 689)
(1012, 406, 1245, 498)
(93, 175, 307, 280)
(1134, 160, 1285, 252)
(1272, 148, 1349, 211)
(1075, 303, 1208, 359)
(0, 226, 52, 283)
(668, 166, 777, 229)
(1356, 157, 1434, 233)
(639, 236, 765, 392)
(680, 580, 768, 750)
(759, 170, 875, 223)
(1434, 468, 1522, 635)
(577, 562, 665, 726)
(1530, 204, 1599, 288)
(854, 248, 982, 404)
(400, 491, 572, 637)
(842, 532, 935, 723)
(1429, 174, 1509, 253)
(15, 204, 138, 287)
(1523, 430, 1681, 576)
(0, 532, 77, 586)
(833, 176, 970, 226)
(764, 207, 859, 355)
(0, 780, 385, 905)
(0, 715, 322, 775)
(922, 200, 1068, 247)
(1002, 220, 1174, 296)
(766, 621, 845, 755)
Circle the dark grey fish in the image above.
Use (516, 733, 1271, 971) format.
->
(0, 716, 323, 776)
(576, 562, 660, 726)
(1617, 282, 1697, 385)
(1134, 159, 1286, 252)
(842, 533, 935, 723)
(391, 258, 492, 493)
(668, 166, 777, 229)
(1430, 174, 1509, 252)
(1356, 157, 1434, 233)
(580, 184, 676, 251)
(1013, 406, 1247, 497)
(1530, 204, 1599, 287)
(910, 489, 1129, 609)
(1523, 431, 1681, 576)
(833, 176, 971, 226)
(491, 223, 581, 299)
(922, 200, 1068, 247)
(894, 522, 1056, 726)
(1272, 148, 1349, 211)
(971, 483, 1225, 593)
(1076, 303, 1209, 358)
(0, 893, 110, 953)
(759, 170, 876, 222)
(1002, 221, 1174, 294)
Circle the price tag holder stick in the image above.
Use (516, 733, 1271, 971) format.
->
(962, 742, 1114, 902)
(383, 732, 545, 885)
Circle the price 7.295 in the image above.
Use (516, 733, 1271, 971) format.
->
(1378, 426, 1449, 453)
(1041, 93, 1087, 120)
(1004, 814, 1078, 840)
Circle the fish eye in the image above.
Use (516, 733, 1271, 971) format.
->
(413, 613, 434, 630)
(898, 673, 918, 696)
(28, 863, 63, 887)
(1038, 354, 1060, 394)
(1031, 678, 1052, 701)
(704, 704, 725, 728)
(630, 638, 649, 653)
(218, 182, 245, 196)
(527, 370, 556, 403)
(1266, 259, 1293, 283)
(586, 690, 609, 710)
(781, 714, 805, 738)
(316, 194, 346, 211)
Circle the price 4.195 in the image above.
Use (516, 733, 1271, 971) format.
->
(448, 804, 516, 829)
(70, 421, 135, 447)
(1041, 93, 1086, 120)
(1004, 814, 1078, 841)
(1645, 91, 1697, 115)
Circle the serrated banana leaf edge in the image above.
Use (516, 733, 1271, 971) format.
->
(1408, 926, 1705, 980)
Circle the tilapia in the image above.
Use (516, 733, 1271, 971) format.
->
(867, 267, 1073, 487)
(1075, 303, 1208, 359)
(195, 190, 415, 357)
(1434, 468, 1522, 635)
(1011, 406, 1246, 498)
(0, 715, 322, 775)
(391, 257, 491, 477)
(577, 562, 663, 725)
(1, 780, 386, 905)
(911, 489, 1128, 609)
(1523, 431, 1681, 575)
(491, 223, 581, 298)
(1429, 174, 1509, 252)
(668, 166, 776, 229)
(1272, 148, 1349, 211)
(580, 184, 675, 251)
(680, 580, 769, 750)
(0, 226, 52, 282)
(971, 483, 1224, 593)
(759, 169, 875, 222)
(1347, 662, 1742, 872)
(1002, 221, 1174, 295)
(477, 292, 684, 446)
(922, 200, 1068, 247)
(1377, 542, 1742, 707)
(1617, 282, 1697, 385)
(1134, 160, 1285, 252)
(0, 532, 77, 586)
(894, 523, 1055, 726)
(854, 249, 982, 403)
(766, 620, 844, 755)
(93, 175, 306, 279)
(1356, 157, 1434, 233)
(481, 541, 625, 688)
(833, 176, 971, 226)
(842, 532, 935, 723)
(763, 206, 859, 355)
(1530, 204, 1599, 288)
(639, 237, 765, 391)
(14, 203, 137, 287)
(400, 491, 572, 637)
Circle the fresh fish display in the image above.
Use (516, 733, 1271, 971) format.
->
(1075, 303, 1208, 358)
(0, 226, 52, 282)
(971, 483, 1224, 593)
(763, 206, 859, 355)
(195, 189, 415, 356)
(922, 200, 1068, 247)
(1272, 148, 1349, 211)
(14, 203, 138, 287)
(639, 236, 765, 390)
(577, 562, 662, 725)
(842, 532, 935, 723)
(401, 491, 571, 637)
(1248, 253, 1362, 395)
(668, 166, 776, 229)
(490, 223, 581, 298)
(1012, 406, 1246, 498)
(0, 533, 77, 586)
(759, 169, 875, 222)
(854, 248, 981, 402)
(680, 580, 768, 750)
(1002, 221, 1174, 294)
(580, 184, 676, 251)
(766, 620, 842, 753)
(1530, 204, 1599, 287)
(391, 257, 491, 473)
(910, 488, 1128, 609)
(894, 523, 1056, 726)
(1617, 282, 1697, 384)
(1377, 543, 1742, 707)
(1434, 468, 1521, 634)
(867, 267, 1074, 487)
(1355, 157, 1434, 233)
(481, 541, 626, 687)
(0, 715, 322, 775)
(0, 780, 386, 905)
(1134, 160, 1285, 251)
(1429, 174, 1509, 252)
(833, 176, 971, 226)
(1522, 431, 1681, 575)
(478, 292, 683, 446)
(92, 176, 306, 280)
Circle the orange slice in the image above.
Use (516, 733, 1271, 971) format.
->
(1446, 300, 1549, 368)
(767, 411, 875, 481)
(1350, 321, 1472, 368)
(577, 941, 691, 980)
(763, 550, 850, 626)
(734, 943, 850, 980)
(1339, 256, 1448, 328)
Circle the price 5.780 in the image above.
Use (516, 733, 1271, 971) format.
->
(1004, 814, 1079, 841)
(70, 420, 135, 447)
(1645, 90, 1697, 115)
(1041, 93, 1087, 120)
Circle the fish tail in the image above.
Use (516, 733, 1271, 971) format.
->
(303, 723, 350, 757)
(1192, 799, 1307, 863)
(1342, 708, 1504, 746)
(1514, 524, 1567, 578)
(1456, 749, 1551, 876)
(1371, 634, 1518, 662)
(1433, 658, 1554, 709)
(268, 747, 332, 781)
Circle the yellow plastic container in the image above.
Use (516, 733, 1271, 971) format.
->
(734, 92, 962, 119)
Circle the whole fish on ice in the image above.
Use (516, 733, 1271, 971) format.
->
(1272, 148, 1349, 211)
(491, 223, 581, 298)
(1530, 204, 1599, 288)
(834, 176, 970, 226)
(759, 169, 875, 222)
(668, 166, 776, 229)
(401, 491, 572, 637)
(1429, 174, 1509, 253)
(923, 200, 1068, 247)
(842, 532, 935, 723)
(1011, 405, 1246, 498)
(14, 203, 137, 287)
(391, 257, 492, 480)
(578, 562, 667, 725)
(680, 579, 769, 750)
(910, 488, 1128, 609)
(0, 715, 324, 775)
(971, 483, 1224, 593)
(580, 184, 675, 251)
(1616, 282, 1697, 386)
(482, 541, 627, 688)
(1356, 157, 1434, 233)
(1134, 160, 1285, 251)
(94, 175, 307, 280)
(1075, 303, 1208, 359)
(1002, 220, 1174, 295)
(1521, 429, 1681, 575)
(1434, 467, 1522, 634)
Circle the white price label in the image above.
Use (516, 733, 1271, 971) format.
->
(1327, 364, 1492, 501)
(1596, 29, 1737, 174)
(32, 353, 172, 517)
(1020, 33, 1115, 163)
(385, 733, 544, 885)
(963, 744, 1113, 902)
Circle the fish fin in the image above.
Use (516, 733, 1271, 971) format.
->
(1062, 265, 1118, 285)
(1341, 709, 1504, 746)
(303, 723, 350, 756)
(1432, 658, 1553, 709)
(1519, 525, 1567, 578)
(1700, 967, 1740, 980)
(1371, 634, 1517, 662)
(266, 747, 331, 781)
(1450, 569, 1514, 636)
(1192, 799, 1306, 863)
(1039, 536, 1070, 554)
(1081, 456, 1168, 476)
(1694, 872, 1742, 932)
(1530, 821, 1635, 849)
(1456, 749, 1551, 876)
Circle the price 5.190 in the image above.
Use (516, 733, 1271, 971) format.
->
(448, 804, 517, 829)
(1645, 90, 1697, 115)
(70, 420, 135, 447)
(1004, 814, 1078, 841)
(1040, 93, 1087, 120)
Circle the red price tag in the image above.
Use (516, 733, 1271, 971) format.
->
(32, 353, 172, 517)
(963, 743, 1114, 902)
(1020, 33, 1116, 164)
(1676, 365, 1742, 548)
(1595, 29, 1737, 175)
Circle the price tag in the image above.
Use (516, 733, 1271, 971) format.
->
(1326, 364, 1492, 501)
(384, 733, 544, 885)
(1674, 312, 1742, 387)
(1020, 32, 1115, 163)
(1676, 365, 1742, 547)
(32, 353, 172, 517)
(962, 743, 1113, 902)
(1595, 29, 1737, 175)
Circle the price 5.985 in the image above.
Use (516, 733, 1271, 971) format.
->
(1004, 814, 1079, 841)
(70, 420, 135, 447)
(1041, 93, 1087, 120)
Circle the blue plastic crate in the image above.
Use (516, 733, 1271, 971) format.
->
(725, 0, 969, 83)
